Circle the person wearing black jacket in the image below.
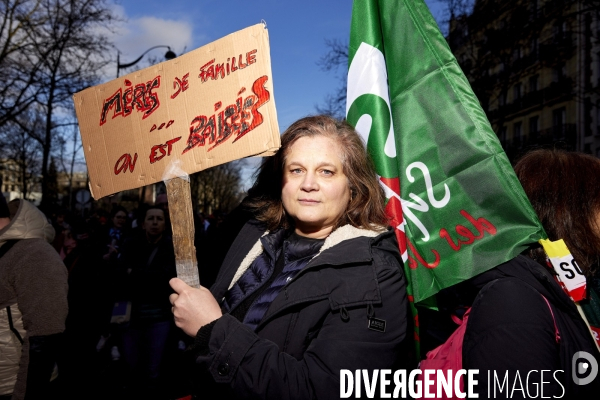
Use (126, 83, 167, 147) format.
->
(169, 115, 412, 399)
(118, 206, 177, 396)
(463, 255, 600, 397)
(462, 149, 600, 398)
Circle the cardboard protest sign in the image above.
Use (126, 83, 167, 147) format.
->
(73, 23, 281, 199)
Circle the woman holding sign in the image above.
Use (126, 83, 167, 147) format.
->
(169, 115, 411, 398)
(460, 149, 600, 397)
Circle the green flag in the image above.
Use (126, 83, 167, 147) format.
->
(346, 0, 546, 306)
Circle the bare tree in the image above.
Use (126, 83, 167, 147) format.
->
(0, 114, 42, 200)
(0, 0, 47, 126)
(56, 112, 84, 209)
(0, 0, 117, 213)
(190, 160, 247, 215)
(316, 38, 348, 119)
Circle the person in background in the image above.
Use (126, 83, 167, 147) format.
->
(154, 193, 172, 236)
(118, 206, 177, 398)
(57, 220, 114, 399)
(514, 149, 600, 294)
(51, 209, 71, 253)
(458, 149, 600, 397)
(103, 206, 128, 262)
(94, 205, 129, 361)
(169, 115, 411, 399)
(200, 212, 210, 233)
(154, 193, 169, 215)
(0, 195, 68, 400)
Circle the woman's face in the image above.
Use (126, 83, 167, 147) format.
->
(112, 211, 127, 229)
(144, 209, 166, 237)
(281, 135, 351, 239)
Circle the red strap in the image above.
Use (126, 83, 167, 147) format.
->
(541, 295, 561, 344)
(450, 307, 471, 325)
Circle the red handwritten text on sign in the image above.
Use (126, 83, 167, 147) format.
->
(182, 75, 270, 153)
(100, 77, 161, 126)
(198, 50, 257, 83)
(171, 73, 189, 99)
(149, 137, 182, 164)
(150, 120, 175, 132)
(114, 153, 138, 175)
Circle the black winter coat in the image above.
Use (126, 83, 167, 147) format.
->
(118, 233, 177, 324)
(194, 220, 411, 399)
(463, 255, 600, 398)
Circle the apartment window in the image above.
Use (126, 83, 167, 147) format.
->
(514, 122, 522, 144)
(553, 107, 566, 127)
(561, 21, 568, 36)
(529, 116, 539, 135)
(553, 107, 566, 138)
(553, 21, 568, 38)
(499, 91, 507, 107)
(585, 98, 592, 137)
(530, 38, 538, 58)
(513, 83, 522, 101)
(552, 64, 566, 83)
(529, 75, 538, 92)
(512, 48, 521, 61)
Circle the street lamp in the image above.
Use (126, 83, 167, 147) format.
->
(116, 45, 177, 78)
(115, 45, 177, 204)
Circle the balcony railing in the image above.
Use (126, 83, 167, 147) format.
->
(530, 124, 577, 148)
(486, 78, 572, 121)
(542, 77, 573, 102)
(499, 123, 577, 162)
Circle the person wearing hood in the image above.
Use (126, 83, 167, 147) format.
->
(0, 196, 68, 400)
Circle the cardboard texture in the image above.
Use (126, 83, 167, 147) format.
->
(73, 23, 281, 199)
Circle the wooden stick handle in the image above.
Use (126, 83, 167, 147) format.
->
(165, 177, 200, 288)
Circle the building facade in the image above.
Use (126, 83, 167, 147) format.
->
(0, 160, 92, 208)
(0, 159, 42, 205)
(448, 0, 600, 161)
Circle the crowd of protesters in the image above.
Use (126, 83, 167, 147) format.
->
(1, 130, 600, 399)
(53, 200, 231, 399)
(0, 189, 230, 400)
